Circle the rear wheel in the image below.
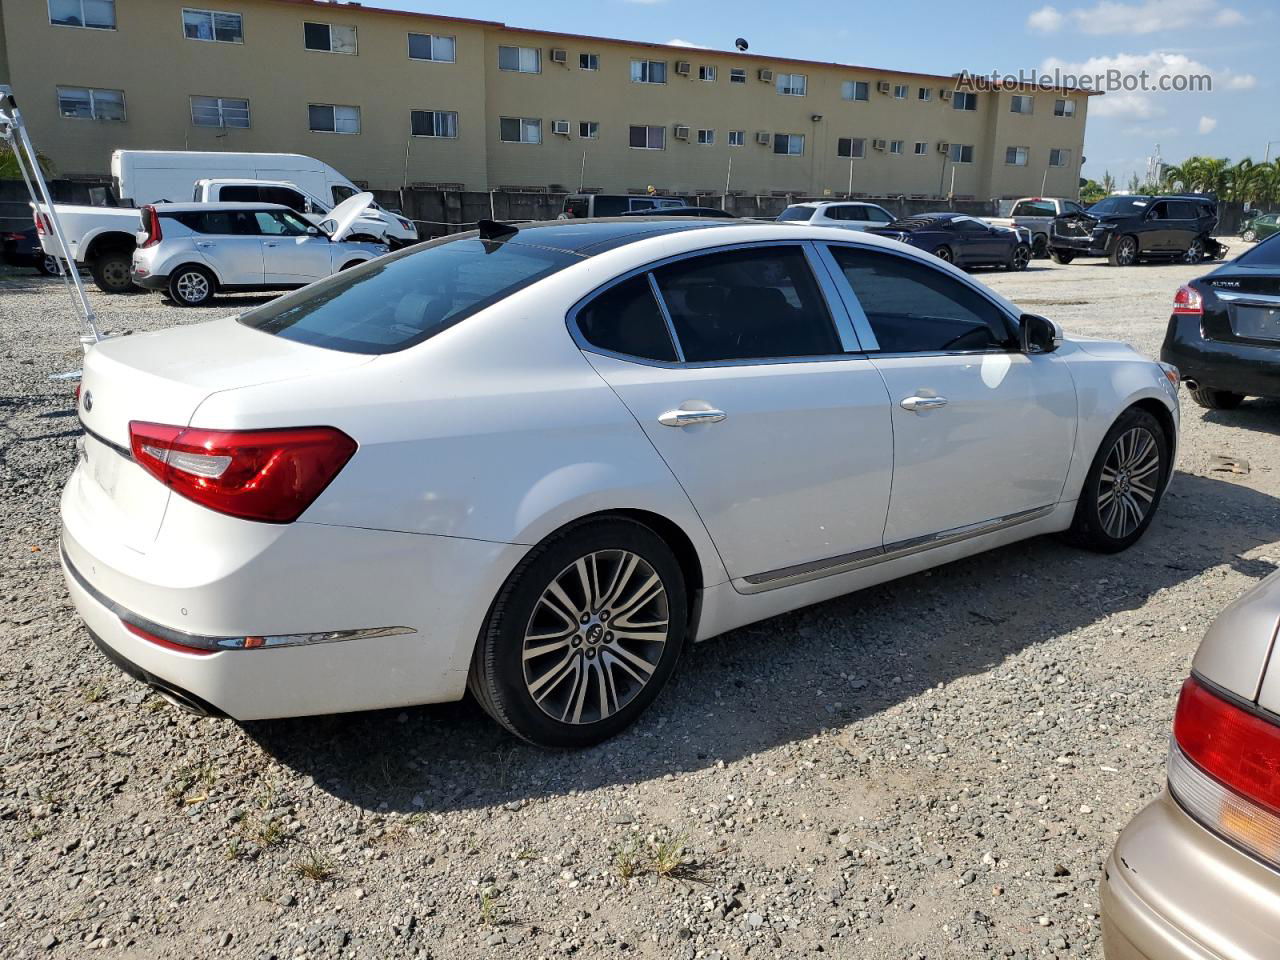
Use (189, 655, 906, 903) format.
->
(89, 251, 133, 293)
(1049, 248, 1075, 264)
(1182, 238, 1205, 264)
(1007, 243, 1031, 271)
(167, 265, 216, 307)
(1242, 228, 1258, 242)
(1190, 386, 1245, 410)
(1108, 235, 1138, 267)
(1031, 235, 1049, 259)
(468, 518, 687, 748)
(36, 254, 60, 276)
(1066, 408, 1169, 553)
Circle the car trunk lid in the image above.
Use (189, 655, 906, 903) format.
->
(1199, 267, 1280, 345)
(74, 317, 372, 551)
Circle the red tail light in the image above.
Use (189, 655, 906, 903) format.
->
(34, 212, 52, 237)
(1174, 676, 1280, 815)
(1172, 284, 1203, 316)
(128, 422, 357, 523)
(141, 205, 163, 248)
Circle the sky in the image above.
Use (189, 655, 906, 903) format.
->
(358, 0, 1277, 186)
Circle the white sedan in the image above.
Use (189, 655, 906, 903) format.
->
(63, 219, 1179, 747)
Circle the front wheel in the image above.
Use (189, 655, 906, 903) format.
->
(36, 254, 61, 276)
(1007, 243, 1031, 271)
(1242, 228, 1257, 242)
(1108, 235, 1138, 267)
(167, 265, 216, 307)
(1190, 386, 1245, 410)
(469, 518, 688, 748)
(1066, 408, 1169, 553)
(1049, 248, 1076, 264)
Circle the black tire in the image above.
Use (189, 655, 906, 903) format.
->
(468, 517, 688, 748)
(89, 251, 133, 293)
(1049, 248, 1075, 264)
(932, 245, 954, 264)
(1032, 235, 1049, 259)
(339, 260, 363, 271)
(1007, 243, 1031, 271)
(36, 254, 60, 277)
(1190, 386, 1245, 410)
(1066, 407, 1169, 553)
(1182, 238, 1205, 264)
(1242, 228, 1257, 243)
(166, 265, 216, 307)
(1108, 235, 1138, 267)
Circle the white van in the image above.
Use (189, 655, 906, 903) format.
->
(111, 151, 416, 247)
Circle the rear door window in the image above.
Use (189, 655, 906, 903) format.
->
(218, 185, 262, 203)
(174, 210, 261, 235)
(575, 275, 677, 362)
(777, 206, 816, 222)
(239, 238, 579, 354)
(652, 246, 841, 362)
(828, 246, 1015, 353)
(591, 196, 627, 217)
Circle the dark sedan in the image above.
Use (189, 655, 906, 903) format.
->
(866, 213, 1030, 270)
(1162, 234, 1280, 409)
(1, 227, 60, 275)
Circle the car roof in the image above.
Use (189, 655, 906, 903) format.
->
(473, 217, 749, 255)
(151, 202, 294, 213)
(789, 200, 882, 209)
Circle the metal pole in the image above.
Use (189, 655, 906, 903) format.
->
(1040, 166, 1049, 196)
(579, 150, 586, 192)
(723, 155, 732, 210)
(847, 153, 854, 198)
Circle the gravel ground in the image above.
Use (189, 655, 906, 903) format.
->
(3, 249, 1279, 960)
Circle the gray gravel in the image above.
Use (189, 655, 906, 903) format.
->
(3, 250, 1279, 959)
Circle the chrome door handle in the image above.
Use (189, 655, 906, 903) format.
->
(658, 408, 727, 428)
(900, 395, 948, 413)
(264, 241, 279, 247)
(195, 241, 214, 248)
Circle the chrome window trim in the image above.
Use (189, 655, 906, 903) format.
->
(817, 241, 1023, 353)
(809, 242, 878, 350)
(738, 504, 1054, 593)
(566, 239, 868, 369)
(646, 271, 686, 362)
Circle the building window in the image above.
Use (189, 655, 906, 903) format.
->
(1049, 148, 1071, 167)
(1054, 98, 1076, 117)
(917, 87, 932, 102)
(579, 52, 599, 70)
(498, 45, 541, 73)
(49, 0, 114, 29)
(697, 128, 715, 145)
(182, 8, 242, 43)
(953, 91, 978, 111)
(408, 33, 455, 62)
(1005, 146, 1029, 166)
(56, 86, 126, 121)
(889, 139, 904, 155)
(729, 68, 746, 84)
(411, 110, 458, 138)
(948, 143, 975, 163)
(842, 80, 869, 102)
(773, 133, 804, 156)
(308, 103, 360, 134)
(304, 22, 357, 54)
(631, 59, 667, 84)
(776, 73, 807, 96)
(499, 116, 541, 143)
(913, 140, 928, 155)
(698, 65, 716, 81)
(579, 121, 599, 138)
(727, 130, 745, 147)
(191, 95, 249, 128)
(628, 124, 666, 150)
(837, 137, 865, 159)
(893, 84, 908, 99)
(1010, 94, 1034, 114)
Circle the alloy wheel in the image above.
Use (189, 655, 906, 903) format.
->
(1182, 240, 1204, 264)
(176, 271, 210, 304)
(934, 247, 952, 263)
(1116, 238, 1136, 266)
(1012, 246, 1031, 270)
(1242, 229, 1257, 242)
(522, 549, 669, 726)
(1097, 426, 1160, 539)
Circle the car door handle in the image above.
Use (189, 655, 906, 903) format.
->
(264, 241, 280, 247)
(900, 395, 948, 413)
(658, 408, 727, 427)
(195, 241, 214, 248)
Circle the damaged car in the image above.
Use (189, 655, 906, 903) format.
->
(1048, 195, 1227, 267)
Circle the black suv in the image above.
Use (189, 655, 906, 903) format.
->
(1049, 195, 1223, 267)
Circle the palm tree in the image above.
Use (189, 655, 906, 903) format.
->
(1102, 171, 1116, 195)
(0, 144, 55, 180)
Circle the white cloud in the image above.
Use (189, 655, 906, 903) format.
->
(1225, 73, 1257, 89)
(1027, 5, 1065, 32)
(1041, 51, 1256, 119)
(665, 37, 708, 48)
(1029, 0, 1245, 34)
(1198, 115, 1218, 134)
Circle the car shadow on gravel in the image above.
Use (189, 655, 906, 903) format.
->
(1202, 398, 1280, 436)
(244, 469, 1280, 814)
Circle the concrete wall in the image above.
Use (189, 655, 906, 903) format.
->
(1, 0, 1093, 199)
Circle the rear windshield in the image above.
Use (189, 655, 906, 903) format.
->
(777, 207, 816, 222)
(238, 237, 579, 354)
(1236, 234, 1280, 267)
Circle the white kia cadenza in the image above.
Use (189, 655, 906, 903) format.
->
(62, 218, 1180, 746)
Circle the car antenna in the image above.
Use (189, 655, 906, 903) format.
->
(477, 219, 518, 242)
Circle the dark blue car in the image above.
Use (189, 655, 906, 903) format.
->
(866, 212, 1031, 270)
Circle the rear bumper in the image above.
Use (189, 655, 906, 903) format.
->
(1161, 314, 1280, 398)
(131, 270, 168, 292)
(1101, 791, 1280, 960)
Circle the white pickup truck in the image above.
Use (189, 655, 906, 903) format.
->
(33, 203, 142, 293)
(988, 197, 1088, 258)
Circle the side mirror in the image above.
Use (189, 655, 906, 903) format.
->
(306, 226, 320, 236)
(1020, 313, 1062, 354)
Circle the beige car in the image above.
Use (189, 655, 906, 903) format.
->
(1103, 571, 1280, 958)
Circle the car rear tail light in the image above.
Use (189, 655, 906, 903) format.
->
(33, 212, 52, 237)
(1172, 284, 1203, 316)
(128, 422, 356, 523)
(1169, 676, 1280, 866)
(141, 205, 163, 248)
